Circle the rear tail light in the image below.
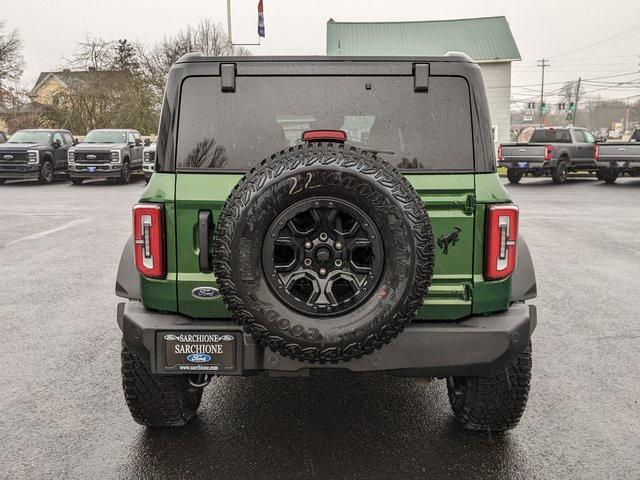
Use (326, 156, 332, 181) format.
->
(594, 145, 600, 160)
(133, 204, 165, 278)
(544, 145, 553, 161)
(302, 130, 347, 142)
(497, 145, 503, 161)
(484, 205, 518, 281)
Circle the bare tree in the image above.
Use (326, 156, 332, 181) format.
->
(0, 20, 25, 108)
(137, 19, 250, 105)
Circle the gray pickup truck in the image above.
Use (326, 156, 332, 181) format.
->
(595, 129, 640, 184)
(499, 127, 598, 184)
(68, 129, 145, 185)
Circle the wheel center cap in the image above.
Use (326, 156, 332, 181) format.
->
(315, 247, 331, 263)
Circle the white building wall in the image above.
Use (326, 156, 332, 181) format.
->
(478, 62, 512, 149)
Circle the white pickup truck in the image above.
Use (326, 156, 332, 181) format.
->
(595, 129, 640, 184)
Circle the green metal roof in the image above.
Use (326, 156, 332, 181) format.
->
(326, 16, 521, 62)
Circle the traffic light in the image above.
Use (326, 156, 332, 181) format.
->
(557, 102, 566, 110)
(541, 102, 548, 114)
(569, 102, 576, 112)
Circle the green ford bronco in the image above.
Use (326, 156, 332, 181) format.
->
(116, 54, 537, 432)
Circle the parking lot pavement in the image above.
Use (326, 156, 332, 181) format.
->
(1, 176, 639, 480)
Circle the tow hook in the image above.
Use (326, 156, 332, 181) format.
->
(188, 374, 212, 388)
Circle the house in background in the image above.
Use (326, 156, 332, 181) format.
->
(326, 16, 521, 150)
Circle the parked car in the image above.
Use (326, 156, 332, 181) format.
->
(0, 129, 74, 185)
(115, 54, 537, 433)
(68, 129, 144, 185)
(499, 126, 598, 184)
(595, 128, 640, 183)
(142, 140, 156, 184)
(0, 131, 7, 143)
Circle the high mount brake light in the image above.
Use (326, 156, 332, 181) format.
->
(485, 205, 519, 281)
(302, 130, 347, 142)
(544, 145, 554, 161)
(133, 204, 165, 278)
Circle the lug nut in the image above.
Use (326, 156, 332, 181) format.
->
(335, 241, 343, 250)
(303, 258, 312, 267)
(334, 259, 343, 268)
(319, 232, 328, 241)
(304, 241, 313, 249)
(319, 268, 327, 276)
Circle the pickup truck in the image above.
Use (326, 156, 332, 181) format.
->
(499, 127, 598, 184)
(0, 129, 75, 184)
(115, 54, 537, 433)
(142, 140, 156, 184)
(68, 129, 145, 185)
(595, 129, 640, 184)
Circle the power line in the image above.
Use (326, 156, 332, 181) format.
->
(549, 23, 640, 59)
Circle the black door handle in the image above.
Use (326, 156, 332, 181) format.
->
(198, 210, 213, 273)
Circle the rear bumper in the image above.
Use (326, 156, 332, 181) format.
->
(117, 301, 537, 377)
(597, 160, 640, 169)
(499, 159, 548, 170)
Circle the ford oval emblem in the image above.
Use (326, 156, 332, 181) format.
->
(192, 286, 221, 300)
(3, 155, 13, 160)
(87, 154, 96, 160)
(187, 353, 212, 363)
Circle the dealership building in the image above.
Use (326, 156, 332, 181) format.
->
(326, 16, 521, 149)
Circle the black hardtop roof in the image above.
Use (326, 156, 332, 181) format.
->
(176, 53, 474, 65)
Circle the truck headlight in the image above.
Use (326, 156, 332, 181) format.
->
(68, 151, 75, 163)
(27, 150, 39, 164)
(111, 150, 121, 163)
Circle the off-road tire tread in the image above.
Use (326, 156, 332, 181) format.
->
(447, 343, 532, 433)
(551, 160, 568, 184)
(213, 142, 434, 363)
(121, 339, 202, 427)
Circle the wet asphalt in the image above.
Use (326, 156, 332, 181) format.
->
(0, 175, 639, 480)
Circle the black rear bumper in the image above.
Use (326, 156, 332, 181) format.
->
(118, 301, 536, 377)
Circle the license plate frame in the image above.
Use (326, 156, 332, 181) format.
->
(517, 162, 529, 168)
(160, 331, 241, 374)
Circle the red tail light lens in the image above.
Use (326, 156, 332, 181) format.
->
(544, 145, 553, 161)
(497, 145, 503, 161)
(594, 145, 600, 160)
(485, 205, 519, 281)
(133, 204, 165, 278)
(302, 129, 347, 142)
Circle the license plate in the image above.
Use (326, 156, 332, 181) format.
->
(517, 162, 529, 168)
(617, 161, 626, 167)
(162, 332, 236, 372)
(87, 167, 96, 172)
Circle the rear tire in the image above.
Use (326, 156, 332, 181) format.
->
(506, 169, 523, 184)
(71, 178, 84, 185)
(0, 179, 5, 185)
(551, 160, 568, 184)
(38, 160, 54, 185)
(600, 167, 618, 184)
(121, 339, 203, 427)
(447, 343, 532, 433)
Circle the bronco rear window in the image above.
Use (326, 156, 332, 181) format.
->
(176, 76, 473, 172)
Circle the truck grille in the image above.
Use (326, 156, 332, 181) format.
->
(75, 151, 112, 163)
(1, 151, 29, 162)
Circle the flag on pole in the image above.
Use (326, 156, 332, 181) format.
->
(258, 0, 265, 37)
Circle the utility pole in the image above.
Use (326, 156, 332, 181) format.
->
(537, 59, 550, 126)
(573, 77, 581, 127)
(226, 0, 233, 46)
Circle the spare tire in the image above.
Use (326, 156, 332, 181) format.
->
(213, 143, 434, 363)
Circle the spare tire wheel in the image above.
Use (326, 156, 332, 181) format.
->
(213, 143, 435, 363)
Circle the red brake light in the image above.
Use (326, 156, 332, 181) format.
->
(485, 205, 519, 281)
(497, 145, 503, 161)
(302, 130, 347, 142)
(544, 145, 553, 161)
(133, 204, 165, 278)
(594, 145, 600, 160)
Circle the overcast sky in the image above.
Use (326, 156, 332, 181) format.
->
(3, 0, 640, 103)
